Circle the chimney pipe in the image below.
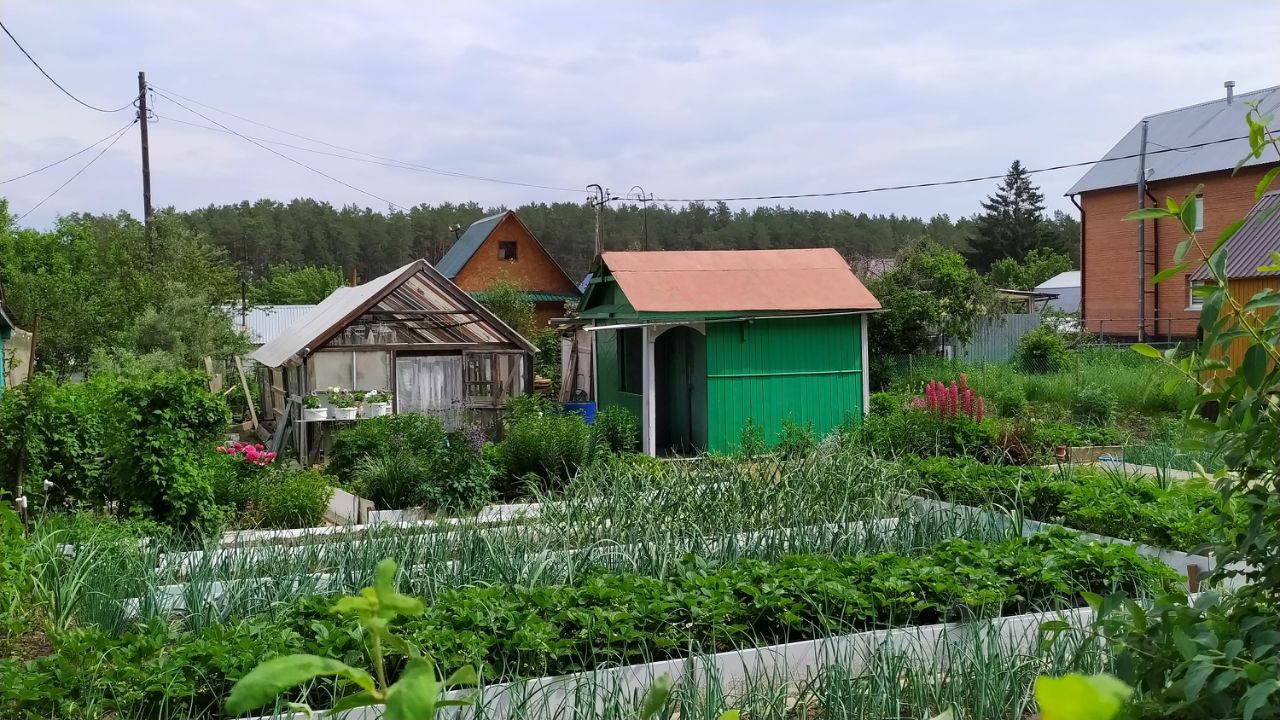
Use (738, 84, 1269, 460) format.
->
(1225, 80, 1236, 104)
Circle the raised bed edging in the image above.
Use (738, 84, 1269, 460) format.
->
(905, 495, 1214, 588)
(247, 603, 1104, 720)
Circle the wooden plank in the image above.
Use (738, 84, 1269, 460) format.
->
(235, 356, 259, 429)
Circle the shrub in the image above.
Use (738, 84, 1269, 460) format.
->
(499, 411, 591, 493)
(328, 414, 446, 487)
(776, 418, 817, 459)
(0, 374, 112, 508)
(1016, 325, 1071, 374)
(1071, 384, 1116, 427)
(856, 407, 999, 460)
(106, 371, 231, 531)
(503, 393, 559, 426)
(990, 385, 1027, 418)
(592, 406, 638, 455)
(737, 418, 767, 458)
(869, 392, 903, 417)
(253, 468, 334, 529)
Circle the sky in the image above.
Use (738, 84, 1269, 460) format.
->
(2, 1, 1277, 229)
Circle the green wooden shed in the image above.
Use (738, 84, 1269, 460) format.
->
(578, 249, 880, 456)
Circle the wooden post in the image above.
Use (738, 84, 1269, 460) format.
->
(1187, 563, 1201, 593)
(235, 356, 259, 429)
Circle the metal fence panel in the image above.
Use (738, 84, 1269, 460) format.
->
(947, 313, 1042, 364)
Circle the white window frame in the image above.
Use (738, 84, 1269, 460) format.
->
(1188, 279, 1205, 310)
(1194, 196, 1205, 232)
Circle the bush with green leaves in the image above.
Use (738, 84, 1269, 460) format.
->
(0, 374, 113, 508)
(498, 408, 591, 493)
(1016, 325, 1072, 374)
(868, 391, 903, 417)
(253, 468, 334, 529)
(990, 385, 1028, 418)
(854, 406, 999, 460)
(776, 418, 818, 459)
(591, 405, 638, 455)
(737, 418, 768, 458)
(106, 371, 231, 531)
(1071, 384, 1116, 427)
(340, 415, 494, 512)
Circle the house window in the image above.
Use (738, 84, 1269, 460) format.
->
(498, 241, 518, 261)
(1194, 196, 1205, 232)
(310, 351, 390, 392)
(618, 328, 642, 394)
(1188, 278, 1205, 309)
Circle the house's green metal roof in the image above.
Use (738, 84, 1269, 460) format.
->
(470, 291, 580, 303)
(435, 212, 507, 278)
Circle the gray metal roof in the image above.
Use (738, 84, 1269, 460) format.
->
(1067, 85, 1280, 196)
(228, 304, 317, 346)
(251, 260, 535, 368)
(1034, 270, 1080, 290)
(435, 211, 507, 278)
(1190, 190, 1280, 281)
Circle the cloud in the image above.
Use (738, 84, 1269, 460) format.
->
(2, 0, 1276, 229)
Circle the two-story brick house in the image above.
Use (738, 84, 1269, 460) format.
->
(1067, 83, 1279, 341)
(435, 210, 581, 328)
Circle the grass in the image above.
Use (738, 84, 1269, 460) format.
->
(889, 347, 1196, 424)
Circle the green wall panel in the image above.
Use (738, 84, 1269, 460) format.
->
(593, 328, 642, 421)
(705, 315, 864, 453)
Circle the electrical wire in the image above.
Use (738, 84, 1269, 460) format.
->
(0, 19, 137, 114)
(17, 119, 136, 221)
(1, 118, 139, 184)
(649, 134, 1253, 203)
(150, 83, 582, 193)
(151, 88, 411, 211)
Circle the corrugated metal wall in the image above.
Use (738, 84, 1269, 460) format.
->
(947, 313, 1042, 364)
(705, 315, 863, 453)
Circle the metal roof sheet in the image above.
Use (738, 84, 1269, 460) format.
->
(228, 304, 318, 345)
(1034, 271, 1081, 290)
(435, 212, 507, 278)
(251, 260, 534, 367)
(0, 303, 14, 332)
(1067, 86, 1280, 196)
(597, 249, 880, 313)
(1190, 191, 1280, 281)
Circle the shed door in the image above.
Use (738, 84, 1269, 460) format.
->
(395, 355, 462, 414)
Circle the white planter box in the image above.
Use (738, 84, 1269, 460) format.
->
(363, 402, 389, 418)
(332, 406, 358, 421)
(303, 407, 329, 422)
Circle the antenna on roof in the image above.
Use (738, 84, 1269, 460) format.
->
(1225, 80, 1236, 104)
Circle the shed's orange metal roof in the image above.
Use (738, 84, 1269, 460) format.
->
(600, 249, 880, 313)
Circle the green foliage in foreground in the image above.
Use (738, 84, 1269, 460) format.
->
(0, 533, 1176, 719)
(907, 456, 1225, 551)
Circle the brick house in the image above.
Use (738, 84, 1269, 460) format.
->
(1066, 83, 1279, 341)
(435, 210, 581, 328)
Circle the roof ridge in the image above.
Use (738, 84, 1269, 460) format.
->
(1143, 84, 1280, 119)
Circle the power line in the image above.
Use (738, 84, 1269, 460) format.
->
(649, 134, 1253, 203)
(17, 119, 136, 221)
(151, 88, 411, 211)
(0, 19, 136, 113)
(150, 83, 582, 193)
(1, 118, 138, 184)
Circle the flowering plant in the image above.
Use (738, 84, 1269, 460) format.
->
(217, 440, 277, 466)
(911, 373, 984, 422)
(327, 387, 360, 409)
(364, 389, 390, 404)
(303, 391, 323, 409)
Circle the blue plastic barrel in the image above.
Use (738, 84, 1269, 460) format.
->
(562, 401, 598, 424)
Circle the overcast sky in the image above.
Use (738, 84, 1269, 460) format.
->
(2, 1, 1277, 229)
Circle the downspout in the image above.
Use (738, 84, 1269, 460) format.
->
(1069, 194, 1085, 322)
(1145, 189, 1162, 340)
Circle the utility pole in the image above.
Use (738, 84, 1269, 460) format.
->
(137, 71, 154, 249)
(1136, 120, 1149, 343)
(587, 184, 609, 256)
(630, 185, 653, 251)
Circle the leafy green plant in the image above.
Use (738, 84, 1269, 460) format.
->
(592, 405, 639, 455)
(990, 384, 1028, 418)
(226, 559, 479, 719)
(252, 468, 334, 529)
(1034, 673, 1131, 720)
(776, 418, 817, 459)
(498, 409, 591, 493)
(1070, 384, 1116, 427)
(737, 418, 767, 458)
(0, 374, 112, 508)
(869, 391, 903, 417)
(1017, 325, 1071, 374)
(106, 370, 231, 531)
(329, 414, 447, 488)
(855, 406, 1000, 460)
